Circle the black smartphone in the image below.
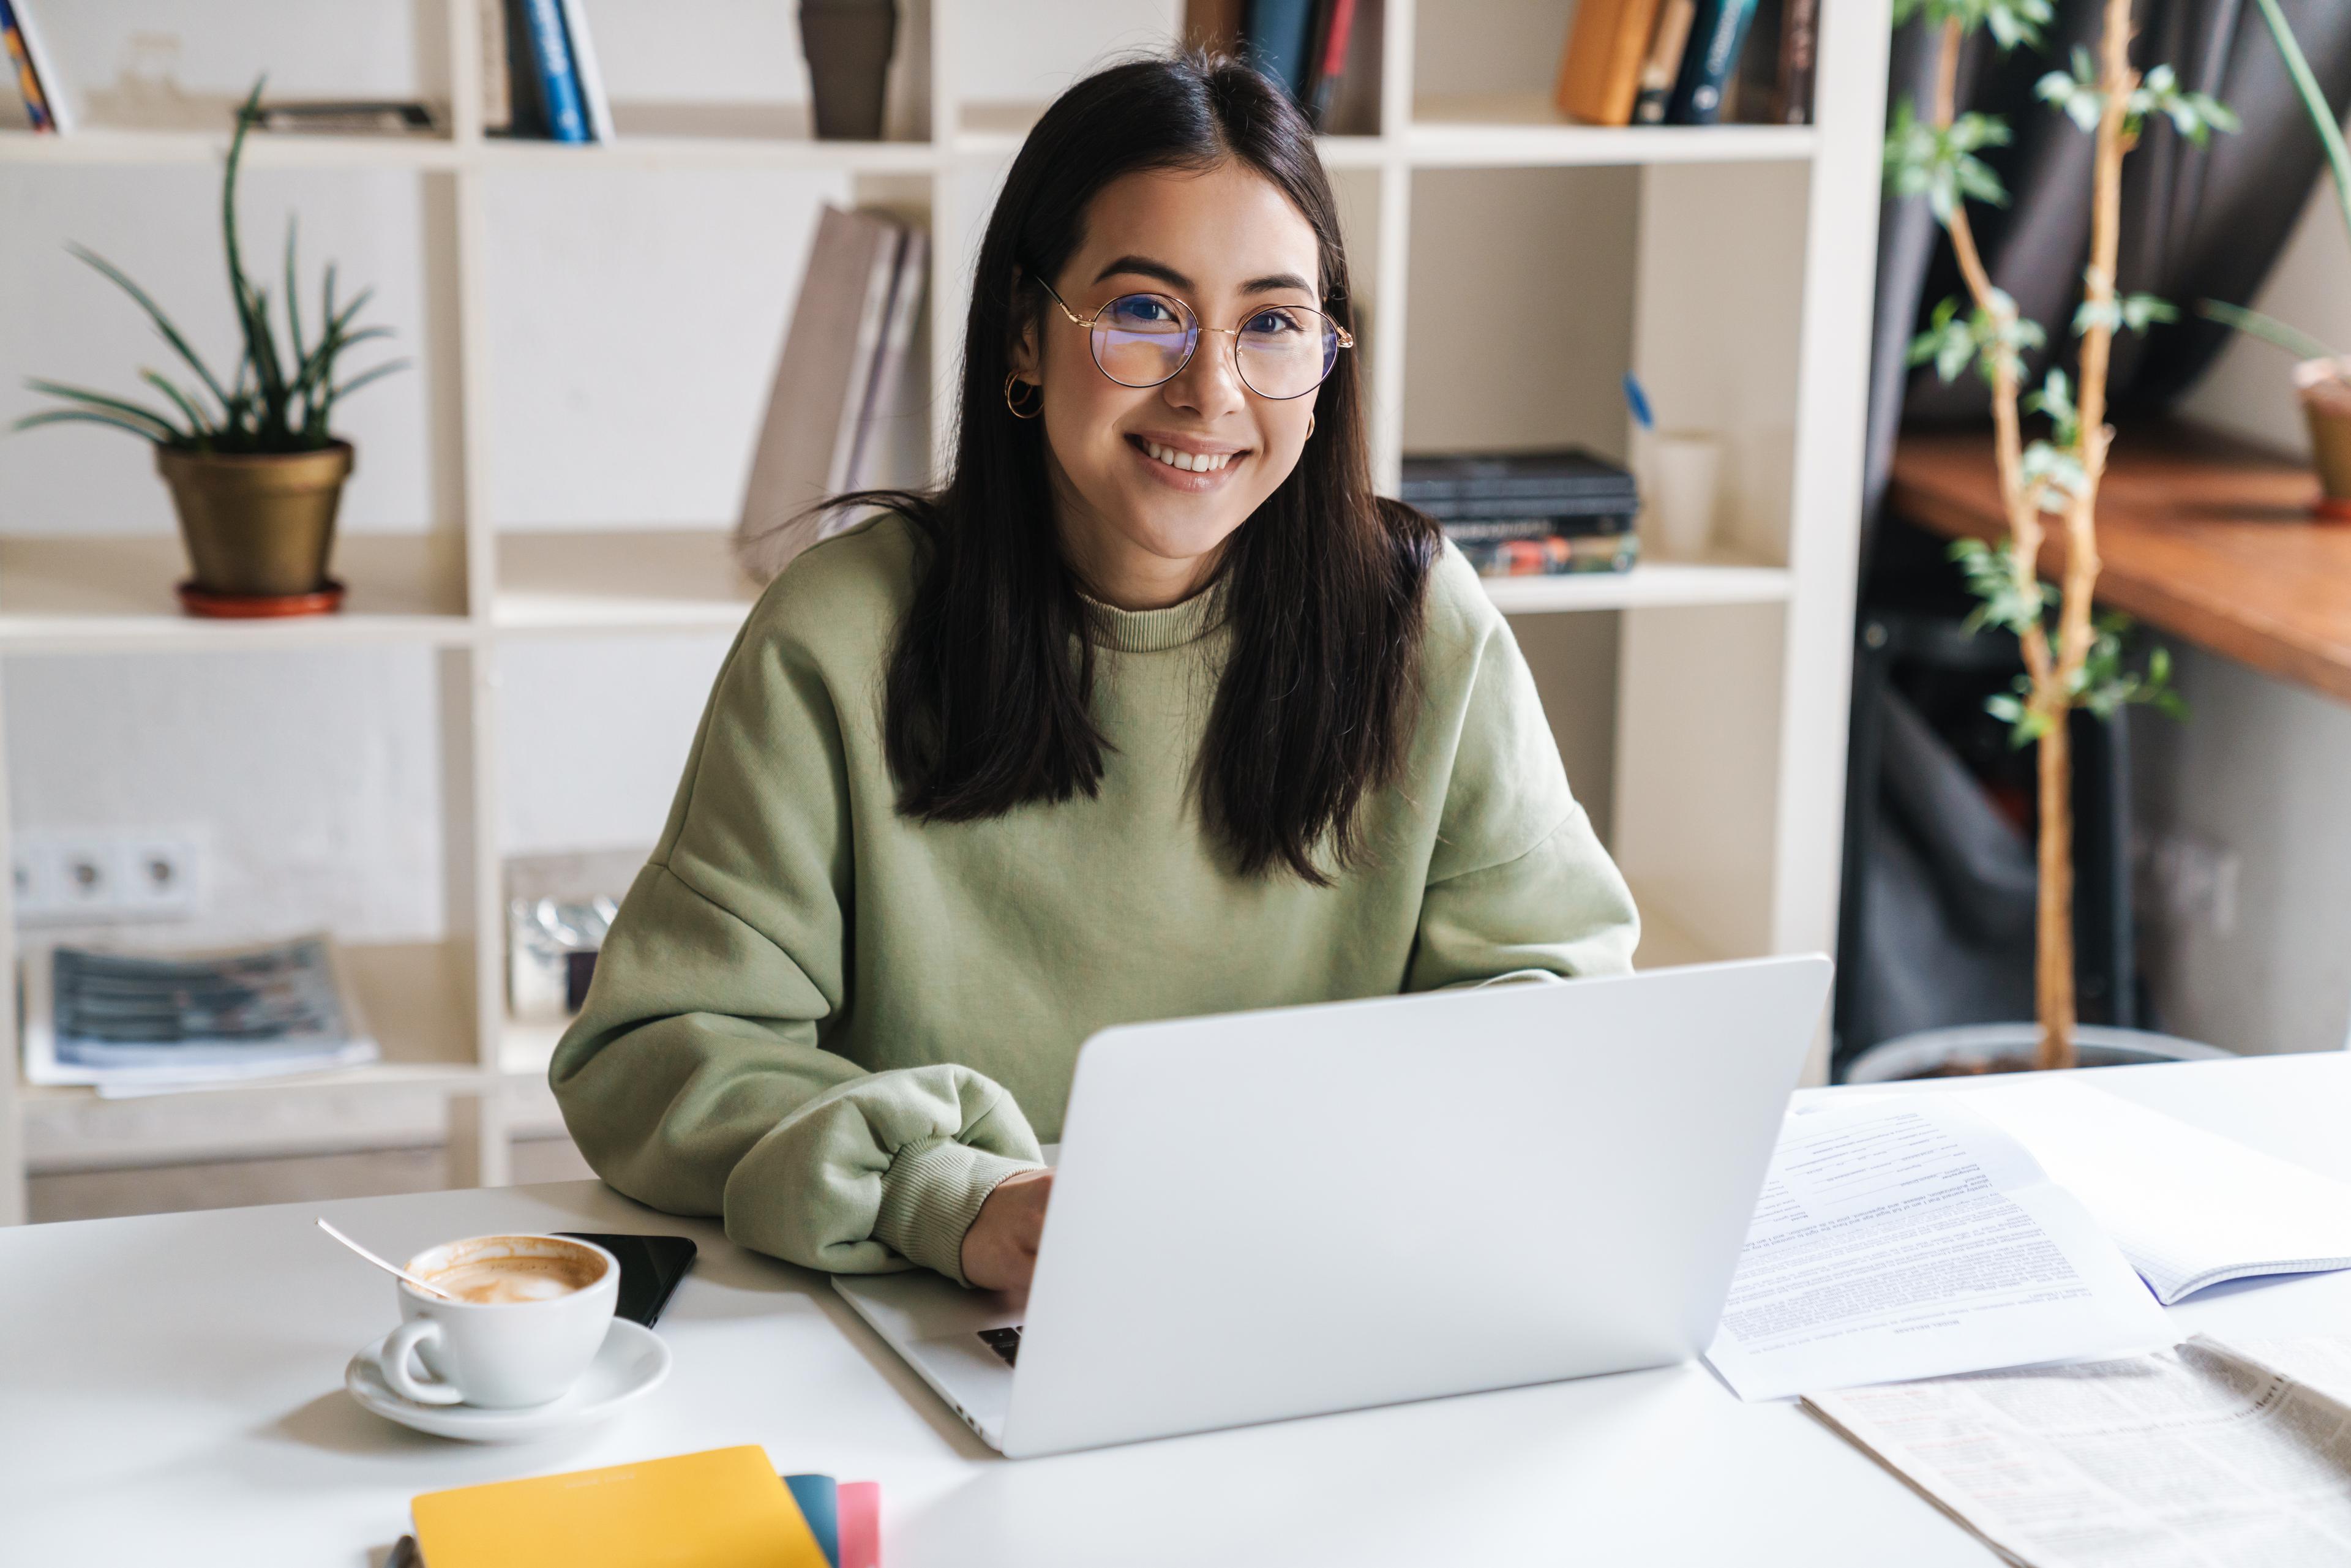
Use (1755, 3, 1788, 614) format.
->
(556, 1232, 698, 1328)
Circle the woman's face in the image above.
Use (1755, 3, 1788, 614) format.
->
(1013, 160, 1326, 610)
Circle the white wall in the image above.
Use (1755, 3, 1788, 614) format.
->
(2141, 180, 2351, 1054)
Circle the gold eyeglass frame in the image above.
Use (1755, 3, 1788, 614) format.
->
(1032, 275, 1354, 400)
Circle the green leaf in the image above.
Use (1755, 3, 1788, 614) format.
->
(326, 358, 410, 402)
(2196, 298, 2345, 361)
(138, 369, 214, 441)
(9, 408, 175, 445)
(63, 243, 236, 416)
(22, 377, 182, 440)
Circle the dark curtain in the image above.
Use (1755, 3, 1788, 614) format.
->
(1838, 0, 2351, 1067)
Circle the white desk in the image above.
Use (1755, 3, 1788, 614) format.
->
(3, 1054, 2346, 1566)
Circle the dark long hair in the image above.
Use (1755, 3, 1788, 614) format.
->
(854, 51, 1436, 884)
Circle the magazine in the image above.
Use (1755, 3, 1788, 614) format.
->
(21, 933, 378, 1097)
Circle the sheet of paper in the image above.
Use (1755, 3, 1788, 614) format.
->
(1962, 1076, 2351, 1305)
(1703, 1098, 2173, 1402)
(1805, 1335, 2351, 1568)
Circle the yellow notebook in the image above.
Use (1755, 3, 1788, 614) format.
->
(413, 1445, 828, 1568)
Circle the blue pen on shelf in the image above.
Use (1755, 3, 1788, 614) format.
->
(1622, 370, 1655, 432)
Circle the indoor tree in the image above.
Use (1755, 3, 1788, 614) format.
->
(1884, 0, 2230, 1070)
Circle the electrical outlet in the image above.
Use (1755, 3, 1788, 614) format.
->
(12, 827, 208, 927)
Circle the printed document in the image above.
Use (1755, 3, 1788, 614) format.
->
(1703, 1098, 2173, 1402)
(1805, 1335, 2351, 1567)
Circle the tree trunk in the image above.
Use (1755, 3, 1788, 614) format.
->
(2034, 710, 2079, 1070)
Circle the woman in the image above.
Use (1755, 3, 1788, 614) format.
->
(552, 51, 1638, 1295)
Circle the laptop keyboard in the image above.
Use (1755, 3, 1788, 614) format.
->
(977, 1327, 1023, 1365)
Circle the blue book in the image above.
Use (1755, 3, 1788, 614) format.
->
(782, 1474, 840, 1568)
(1243, 0, 1318, 100)
(1667, 0, 1761, 126)
(519, 0, 588, 143)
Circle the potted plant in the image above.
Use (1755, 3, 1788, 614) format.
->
(13, 80, 406, 617)
(1859, 0, 2233, 1078)
(2195, 0, 2351, 519)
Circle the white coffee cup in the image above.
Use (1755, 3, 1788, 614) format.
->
(370, 1233, 618, 1409)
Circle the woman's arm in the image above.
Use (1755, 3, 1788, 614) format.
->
(1404, 558, 1641, 989)
(550, 569, 1042, 1285)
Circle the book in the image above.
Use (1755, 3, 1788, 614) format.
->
(1667, 0, 1762, 126)
(1243, 0, 1318, 100)
(1962, 1076, 2351, 1304)
(413, 1446, 829, 1568)
(1806, 1337, 2351, 1567)
(519, 0, 588, 143)
(1630, 0, 1698, 125)
(1456, 533, 1638, 577)
(1775, 0, 1816, 124)
(841, 223, 928, 506)
(1400, 447, 1640, 507)
(734, 206, 914, 582)
(1302, 0, 1359, 129)
(556, 0, 613, 142)
(782, 1476, 838, 1567)
(1435, 514, 1633, 540)
(1725, 0, 1782, 122)
(1554, 0, 1667, 128)
(479, 0, 512, 133)
(498, 0, 552, 138)
(20, 933, 378, 1097)
(2, 0, 67, 133)
(1188, 0, 1246, 52)
(254, 100, 438, 136)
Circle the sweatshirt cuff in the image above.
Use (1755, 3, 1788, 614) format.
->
(872, 1136, 1035, 1285)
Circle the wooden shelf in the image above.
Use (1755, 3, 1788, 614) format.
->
(1406, 94, 1816, 168)
(0, 112, 460, 170)
(1890, 424, 2351, 707)
(0, 534, 471, 653)
(479, 102, 939, 172)
(15, 940, 484, 1105)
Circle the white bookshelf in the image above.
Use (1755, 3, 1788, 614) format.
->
(0, 0, 1889, 1221)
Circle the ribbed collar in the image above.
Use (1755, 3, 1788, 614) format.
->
(1080, 580, 1228, 653)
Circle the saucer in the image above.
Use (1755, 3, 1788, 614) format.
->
(345, 1318, 671, 1442)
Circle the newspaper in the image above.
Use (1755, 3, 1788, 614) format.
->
(1806, 1335, 2351, 1567)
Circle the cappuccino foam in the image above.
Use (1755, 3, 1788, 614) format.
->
(426, 1252, 601, 1305)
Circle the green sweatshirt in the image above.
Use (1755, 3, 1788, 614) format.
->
(551, 514, 1638, 1285)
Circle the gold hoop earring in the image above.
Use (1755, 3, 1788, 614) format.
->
(1307, 413, 1316, 438)
(1003, 372, 1044, 420)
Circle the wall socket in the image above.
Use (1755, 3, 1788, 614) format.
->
(12, 827, 209, 928)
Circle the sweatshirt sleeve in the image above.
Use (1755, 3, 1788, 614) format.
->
(1404, 553, 1641, 989)
(549, 553, 1041, 1286)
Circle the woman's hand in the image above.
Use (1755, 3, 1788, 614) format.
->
(960, 1168, 1054, 1292)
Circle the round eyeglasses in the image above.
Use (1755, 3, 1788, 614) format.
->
(1034, 276, 1352, 401)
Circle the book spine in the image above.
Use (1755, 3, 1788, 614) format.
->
(0, 0, 54, 132)
(478, 0, 511, 131)
(1776, 0, 1817, 124)
(1305, 0, 1357, 128)
(1243, 0, 1318, 100)
(556, 0, 613, 142)
(1668, 0, 1760, 126)
(520, 0, 588, 143)
(1631, 0, 1697, 126)
(6, 0, 66, 132)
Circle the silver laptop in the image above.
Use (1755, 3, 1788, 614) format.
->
(834, 955, 1831, 1458)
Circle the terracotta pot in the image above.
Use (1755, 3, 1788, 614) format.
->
(155, 441, 353, 597)
(1840, 1022, 2231, 1084)
(2293, 358, 2351, 521)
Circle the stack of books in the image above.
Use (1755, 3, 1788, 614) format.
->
(1194, 0, 1363, 129)
(1402, 449, 1641, 579)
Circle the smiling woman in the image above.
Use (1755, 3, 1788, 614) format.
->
(549, 50, 1640, 1297)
